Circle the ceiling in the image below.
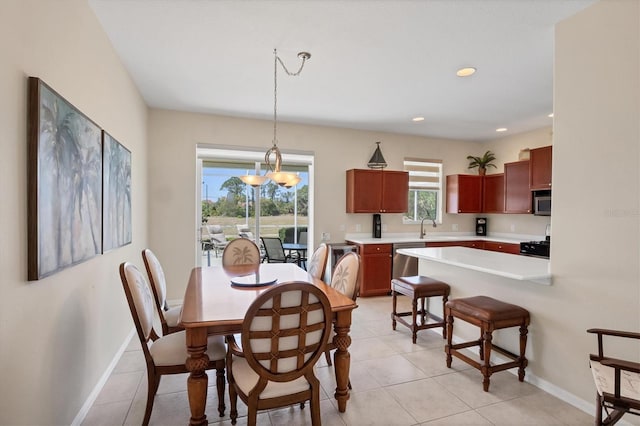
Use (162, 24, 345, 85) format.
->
(88, 0, 596, 142)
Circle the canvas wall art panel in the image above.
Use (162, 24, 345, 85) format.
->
(102, 131, 132, 252)
(28, 77, 103, 280)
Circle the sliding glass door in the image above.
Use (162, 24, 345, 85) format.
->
(196, 146, 313, 265)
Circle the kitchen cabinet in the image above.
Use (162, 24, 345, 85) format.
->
(504, 160, 532, 213)
(446, 174, 483, 214)
(427, 241, 484, 249)
(483, 241, 521, 254)
(358, 243, 392, 296)
(529, 145, 553, 190)
(346, 169, 409, 213)
(482, 173, 505, 213)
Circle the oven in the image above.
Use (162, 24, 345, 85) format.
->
(519, 240, 550, 258)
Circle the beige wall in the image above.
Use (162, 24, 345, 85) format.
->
(148, 109, 489, 300)
(0, 1, 148, 424)
(552, 0, 639, 406)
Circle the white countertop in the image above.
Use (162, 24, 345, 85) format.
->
(397, 247, 551, 285)
(345, 233, 536, 245)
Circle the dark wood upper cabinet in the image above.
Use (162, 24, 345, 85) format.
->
(529, 145, 553, 190)
(504, 160, 532, 213)
(346, 169, 409, 213)
(482, 173, 505, 213)
(446, 174, 483, 213)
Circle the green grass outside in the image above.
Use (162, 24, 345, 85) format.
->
(204, 214, 308, 239)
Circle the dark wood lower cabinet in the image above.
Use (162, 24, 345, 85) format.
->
(483, 241, 521, 254)
(357, 240, 522, 297)
(358, 244, 392, 297)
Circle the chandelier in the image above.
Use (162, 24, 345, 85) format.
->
(240, 49, 310, 188)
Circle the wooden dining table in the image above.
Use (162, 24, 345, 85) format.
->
(179, 262, 358, 426)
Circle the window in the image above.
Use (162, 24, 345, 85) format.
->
(403, 158, 443, 224)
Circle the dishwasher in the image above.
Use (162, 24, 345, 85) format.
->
(392, 242, 425, 279)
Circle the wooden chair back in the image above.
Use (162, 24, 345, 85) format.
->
(242, 282, 332, 383)
(306, 243, 328, 281)
(330, 252, 361, 301)
(587, 328, 640, 425)
(222, 238, 261, 267)
(120, 262, 161, 348)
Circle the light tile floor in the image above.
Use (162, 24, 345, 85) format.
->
(83, 295, 594, 425)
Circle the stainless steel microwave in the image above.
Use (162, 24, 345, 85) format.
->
(533, 193, 551, 216)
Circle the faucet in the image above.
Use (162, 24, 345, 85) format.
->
(420, 211, 437, 239)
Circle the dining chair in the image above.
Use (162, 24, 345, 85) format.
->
(587, 328, 640, 425)
(226, 281, 332, 426)
(141, 248, 182, 335)
(306, 243, 328, 281)
(119, 262, 227, 425)
(222, 238, 261, 267)
(260, 236, 297, 264)
(324, 252, 361, 368)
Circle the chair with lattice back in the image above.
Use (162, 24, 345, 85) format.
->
(226, 281, 332, 426)
(588, 328, 640, 425)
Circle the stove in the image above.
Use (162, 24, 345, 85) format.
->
(520, 240, 550, 258)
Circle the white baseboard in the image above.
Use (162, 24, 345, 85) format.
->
(449, 334, 595, 418)
(71, 328, 136, 426)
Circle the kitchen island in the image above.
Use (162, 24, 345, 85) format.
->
(396, 246, 551, 285)
(394, 246, 552, 389)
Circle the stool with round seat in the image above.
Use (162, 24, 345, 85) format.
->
(391, 275, 450, 343)
(445, 295, 530, 392)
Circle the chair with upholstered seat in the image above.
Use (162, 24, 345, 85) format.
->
(588, 328, 640, 425)
(306, 243, 328, 281)
(119, 262, 227, 425)
(141, 249, 182, 335)
(226, 281, 332, 426)
(324, 252, 360, 367)
(201, 225, 229, 258)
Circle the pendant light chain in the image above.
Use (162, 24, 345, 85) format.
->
(241, 49, 309, 188)
(272, 49, 310, 148)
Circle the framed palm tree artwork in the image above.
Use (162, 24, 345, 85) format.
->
(102, 131, 131, 252)
(27, 77, 102, 280)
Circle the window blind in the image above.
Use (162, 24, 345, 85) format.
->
(404, 158, 442, 190)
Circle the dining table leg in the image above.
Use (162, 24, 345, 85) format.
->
(185, 328, 209, 426)
(332, 309, 353, 412)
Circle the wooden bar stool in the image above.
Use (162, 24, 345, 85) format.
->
(391, 276, 450, 343)
(445, 296, 530, 392)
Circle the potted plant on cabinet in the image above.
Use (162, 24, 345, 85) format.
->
(467, 150, 497, 176)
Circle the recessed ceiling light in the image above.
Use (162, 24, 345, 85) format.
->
(456, 67, 476, 77)
(548, 113, 554, 118)
(412, 117, 425, 122)
(496, 128, 507, 132)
